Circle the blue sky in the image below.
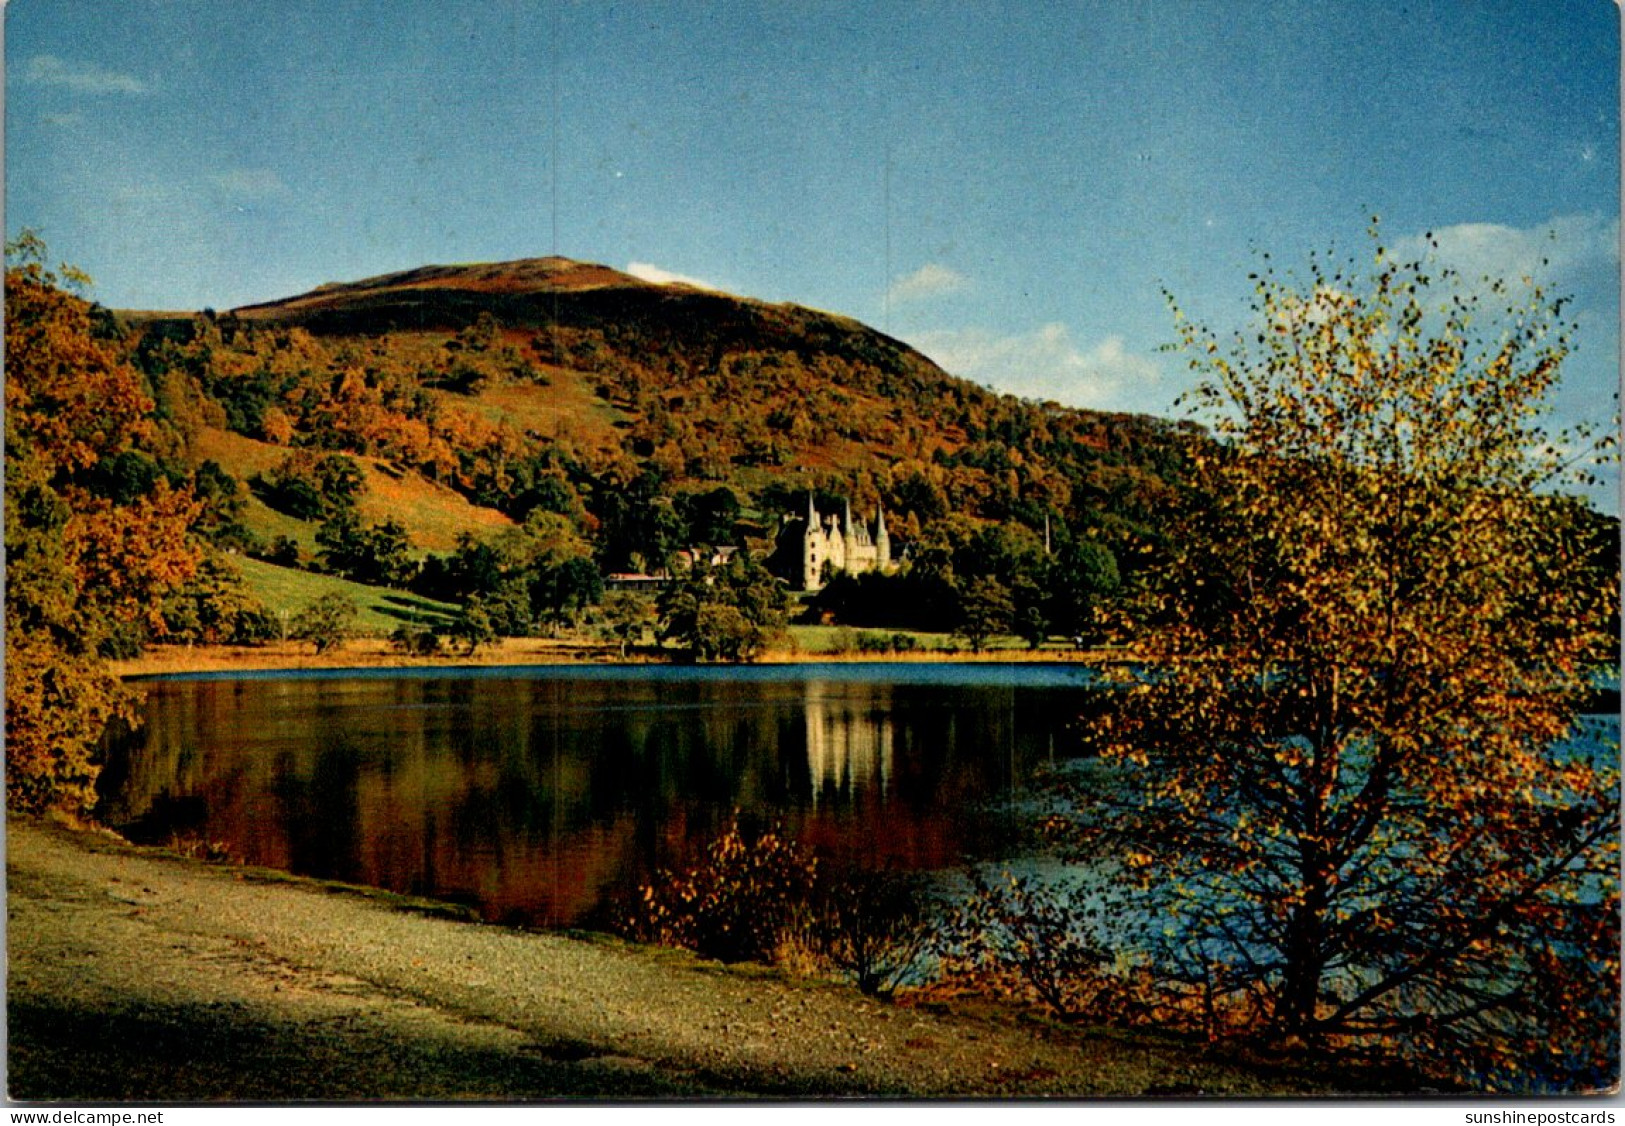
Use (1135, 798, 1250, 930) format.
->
(7, 0, 1619, 480)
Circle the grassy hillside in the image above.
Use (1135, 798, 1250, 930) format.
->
(233, 556, 457, 636)
(194, 426, 516, 554)
(466, 370, 629, 458)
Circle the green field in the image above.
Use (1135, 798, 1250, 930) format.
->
(233, 556, 459, 637)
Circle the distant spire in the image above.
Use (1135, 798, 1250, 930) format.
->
(807, 491, 817, 524)
(844, 497, 853, 532)
(875, 502, 888, 539)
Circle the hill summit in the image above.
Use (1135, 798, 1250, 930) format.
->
(237, 256, 672, 319)
(226, 256, 949, 404)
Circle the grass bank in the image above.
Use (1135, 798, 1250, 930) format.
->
(232, 555, 459, 635)
(109, 634, 1116, 678)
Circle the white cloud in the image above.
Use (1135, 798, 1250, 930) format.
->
(209, 169, 292, 200)
(1270, 285, 1353, 331)
(1394, 214, 1619, 288)
(910, 324, 1166, 413)
(888, 262, 968, 304)
(626, 261, 721, 291)
(20, 55, 148, 96)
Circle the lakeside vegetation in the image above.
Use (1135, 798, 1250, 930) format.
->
(5, 229, 1617, 1093)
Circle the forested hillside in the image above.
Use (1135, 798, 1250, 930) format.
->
(115, 255, 1198, 638)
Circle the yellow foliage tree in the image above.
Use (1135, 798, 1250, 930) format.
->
(1045, 229, 1619, 1089)
(5, 235, 202, 813)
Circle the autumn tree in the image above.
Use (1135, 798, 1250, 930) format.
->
(1044, 231, 1619, 1088)
(5, 234, 203, 813)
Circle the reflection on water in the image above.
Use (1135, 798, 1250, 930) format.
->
(96, 665, 1094, 928)
(804, 683, 893, 804)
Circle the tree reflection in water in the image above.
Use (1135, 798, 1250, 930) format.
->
(96, 666, 1093, 928)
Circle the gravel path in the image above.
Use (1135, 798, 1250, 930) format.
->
(7, 818, 1276, 1101)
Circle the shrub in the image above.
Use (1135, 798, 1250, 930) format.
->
(449, 598, 498, 655)
(811, 865, 937, 997)
(264, 535, 302, 567)
(935, 869, 1109, 1023)
(856, 630, 893, 654)
(622, 817, 818, 964)
(233, 606, 280, 645)
(621, 822, 950, 999)
(390, 622, 443, 656)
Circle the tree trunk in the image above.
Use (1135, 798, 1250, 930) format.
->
(1280, 852, 1332, 1042)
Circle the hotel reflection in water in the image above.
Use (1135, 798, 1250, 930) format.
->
(803, 683, 894, 805)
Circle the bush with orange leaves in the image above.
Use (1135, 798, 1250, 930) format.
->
(621, 818, 820, 965)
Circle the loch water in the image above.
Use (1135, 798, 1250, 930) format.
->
(96, 663, 1100, 928)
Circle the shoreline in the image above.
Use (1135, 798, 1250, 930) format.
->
(7, 814, 1330, 1100)
(108, 638, 1119, 679)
